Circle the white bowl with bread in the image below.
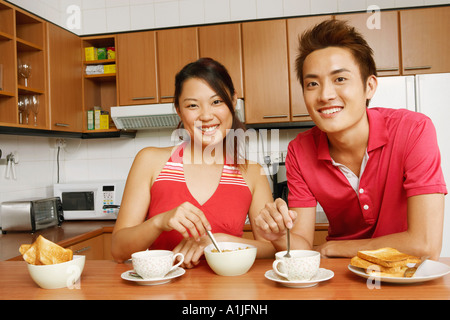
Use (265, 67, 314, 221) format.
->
(204, 242, 257, 276)
(20, 235, 85, 289)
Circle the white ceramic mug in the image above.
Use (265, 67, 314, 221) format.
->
(131, 250, 184, 279)
(273, 250, 320, 281)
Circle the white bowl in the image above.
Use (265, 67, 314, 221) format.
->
(27, 255, 86, 289)
(204, 242, 257, 276)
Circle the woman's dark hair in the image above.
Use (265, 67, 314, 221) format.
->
(174, 58, 247, 167)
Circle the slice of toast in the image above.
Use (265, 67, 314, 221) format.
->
(350, 256, 408, 277)
(357, 247, 420, 268)
(21, 235, 73, 265)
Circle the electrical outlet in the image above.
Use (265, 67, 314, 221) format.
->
(55, 138, 66, 149)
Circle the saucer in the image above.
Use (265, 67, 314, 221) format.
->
(265, 268, 334, 288)
(121, 267, 185, 286)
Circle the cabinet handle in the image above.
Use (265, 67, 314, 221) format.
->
(74, 246, 91, 254)
(161, 96, 175, 99)
(376, 67, 399, 72)
(55, 123, 69, 127)
(132, 96, 155, 100)
(292, 114, 310, 117)
(263, 115, 288, 119)
(404, 66, 432, 70)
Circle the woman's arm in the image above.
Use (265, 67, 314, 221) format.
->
(111, 147, 211, 262)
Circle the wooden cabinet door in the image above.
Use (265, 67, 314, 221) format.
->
(336, 11, 400, 76)
(287, 16, 331, 123)
(117, 31, 158, 105)
(400, 6, 450, 74)
(198, 23, 244, 98)
(48, 23, 83, 132)
(156, 27, 198, 102)
(69, 235, 104, 260)
(242, 20, 290, 124)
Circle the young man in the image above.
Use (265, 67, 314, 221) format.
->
(255, 19, 447, 259)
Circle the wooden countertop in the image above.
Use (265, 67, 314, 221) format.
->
(1, 258, 449, 301)
(0, 220, 115, 261)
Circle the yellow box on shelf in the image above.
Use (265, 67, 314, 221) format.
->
(85, 47, 97, 61)
(100, 112, 109, 130)
(103, 64, 116, 74)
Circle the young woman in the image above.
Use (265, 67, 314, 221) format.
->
(112, 58, 276, 267)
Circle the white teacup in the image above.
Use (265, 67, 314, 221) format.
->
(131, 250, 184, 279)
(273, 250, 320, 281)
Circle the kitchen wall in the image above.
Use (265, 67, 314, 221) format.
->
(7, 0, 450, 35)
(0, 128, 300, 204)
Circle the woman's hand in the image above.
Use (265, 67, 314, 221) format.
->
(173, 235, 212, 268)
(155, 202, 211, 241)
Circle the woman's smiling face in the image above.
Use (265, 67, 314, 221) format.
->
(177, 77, 234, 149)
(302, 46, 377, 135)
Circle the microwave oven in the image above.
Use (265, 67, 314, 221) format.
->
(53, 180, 125, 220)
(1, 197, 64, 233)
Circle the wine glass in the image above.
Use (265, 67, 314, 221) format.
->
(23, 95, 30, 124)
(18, 60, 31, 87)
(30, 95, 40, 126)
(18, 96, 25, 124)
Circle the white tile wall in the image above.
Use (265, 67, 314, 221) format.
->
(0, 127, 300, 203)
(7, 0, 450, 35)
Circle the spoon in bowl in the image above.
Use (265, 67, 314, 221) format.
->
(206, 230, 222, 253)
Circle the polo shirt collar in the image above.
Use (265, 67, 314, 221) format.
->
(317, 108, 389, 161)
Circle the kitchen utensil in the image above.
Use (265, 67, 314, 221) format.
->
(284, 229, 291, 258)
(206, 230, 221, 253)
(404, 256, 429, 278)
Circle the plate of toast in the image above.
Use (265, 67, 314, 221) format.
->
(348, 248, 450, 284)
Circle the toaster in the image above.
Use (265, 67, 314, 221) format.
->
(0, 197, 64, 233)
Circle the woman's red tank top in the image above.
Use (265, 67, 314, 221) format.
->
(147, 144, 252, 250)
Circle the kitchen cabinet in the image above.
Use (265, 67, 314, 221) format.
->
(0, 2, 15, 125)
(335, 11, 400, 76)
(400, 6, 450, 75)
(156, 27, 199, 102)
(242, 20, 290, 124)
(117, 31, 158, 105)
(48, 23, 83, 132)
(198, 23, 244, 99)
(0, 1, 48, 128)
(81, 35, 118, 131)
(287, 16, 331, 123)
(68, 233, 113, 260)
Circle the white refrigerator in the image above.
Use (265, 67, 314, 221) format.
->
(370, 73, 450, 257)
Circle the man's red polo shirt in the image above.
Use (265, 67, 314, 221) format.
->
(286, 107, 447, 240)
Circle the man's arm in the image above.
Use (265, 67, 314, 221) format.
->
(317, 193, 445, 260)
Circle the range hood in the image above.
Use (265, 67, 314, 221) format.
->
(111, 103, 180, 130)
(111, 99, 245, 130)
